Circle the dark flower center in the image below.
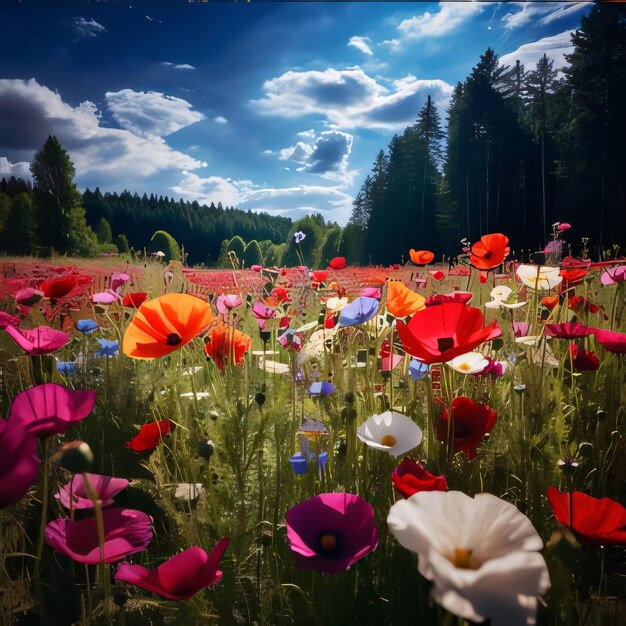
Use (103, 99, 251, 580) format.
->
(318, 532, 341, 557)
(483, 250, 493, 260)
(437, 337, 455, 353)
(166, 333, 182, 346)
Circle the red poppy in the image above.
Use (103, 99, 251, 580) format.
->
(544, 323, 593, 339)
(469, 233, 509, 271)
(324, 310, 336, 329)
(429, 270, 445, 281)
(310, 270, 328, 285)
(437, 396, 498, 461)
(568, 296, 605, 317)
(396, 302, 501, 364)
(269, 287, 291, 304)
(391, 457, 448, 498)
(541, 296, 559, 309)
(122, 292, 148, 308)
(569, 345, 600, 371)
(204, 322, 251, 370)
(127, 420, 175, 452)
(560, 268, 588, 284)
(593, 328, 626, 353)
(39, 275, 78, 299)
(425, 292, 473, 307)
(409, 250, 434, 265)
(328, 257, 347, 270)
(547, 488, 626, 545)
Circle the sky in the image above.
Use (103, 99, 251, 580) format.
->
(0, 1, 592, 225)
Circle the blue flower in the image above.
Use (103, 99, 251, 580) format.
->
(294, 231, 306, 244)
(56, 361, 78, 376)
(289, 452, 308, 475)
(338, 297, 379, 327)
(408, 359, 429, 381)
(308, 381, 335, 396)
(95, 338, 119, 357)
(76, 319, 99, 334)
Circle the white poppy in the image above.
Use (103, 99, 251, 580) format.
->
(485, 285, 527, 310)
(325, 296, 348, 312)
(356, 411, 422, 457)
(387, 491, 550, 626)
(447, 352, 489, 375)
(516, 265, 563, 290)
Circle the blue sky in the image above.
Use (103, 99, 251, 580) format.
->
(0, 1, 592, 225)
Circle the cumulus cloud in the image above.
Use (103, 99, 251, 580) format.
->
(161, 62, 196, 70)
(105, 89, 204, 138)
(499, 30, 574, 73)
(348, 36, 373, 56)
(252, 68, 452, 131)
(0, 156, 31, 179)
(502, 2, 590, 31)
(384, 2, 485, 51)
(213, 116, 228, 124)
(0, 79, 205, 190)
(73, 17, 106, 39)
(170, 172, 244, 207)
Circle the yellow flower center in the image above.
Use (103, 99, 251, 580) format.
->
(450, 547, 477, 570)
(380, 434, 397, 447)
(320, 533, 337, 552)
(458, 362, 472, 372)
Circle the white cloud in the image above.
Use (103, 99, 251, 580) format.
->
(279, 141, 315, 163)
(384, 2, 485, 51)
(161, 62, 196, 70)
(213, 115, 228, 124)
(170, 172, 243, 207)
(105, 89, 204, 138)
(0, 79, 205, 190)
(73, 17, 106, 39)
(252, 68, 453, 131)
(502, 2, 590, 31)
(0, 156, 31, 179)
(348, 36, 374, 56)
(500, 30, 574, 73)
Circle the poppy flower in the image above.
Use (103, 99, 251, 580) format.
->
(408, 359, 429, 381)
(544, 323, 592, 339)
(568, 296, 605, 317)
(0, 311, 19, 329)
(310, 270, 329, 286)
(204, 322, 251, 370)
(122, 292, 148, 308)
(328, 257, 347, 270)
(516, 265, 562, 290)
(361, 287, 381, 299)
(55, 473, 129, 510)
(215, 294, 242, 316)
(91, 290, 121, 305)
(600, 265, 626, 286)
(541, 296, 559, 309)
(8, 383, 96, 438)
(593, 328, 626, 353)
(513, 321, 530, 338)
(560, 268, 587, 285)
(484, 286, 526, 310)
(437, 396, 498, 460)
(285, 493, 378, 574)
(396, 302, 501, 365)
(476, 357, 507, 377)
(294, 231, 306, 243)
(547, 488, 626, 545)
(277, 329, 302, 352)
(447, 352, 489, 375)
(429, 270, 445, 281)
(14, 287, 44, 306)
(385, 280, 426, 318)
(252, 301, 276, 322)
(357, 411, 422, 457)
(388, 491, 550, 626)
(56, 361, 78, 376)
(391, 458, 447, 498)
(39, 275, 78, 300)
(569, 345, 600, 371)
(4, 325, 68, 355)
(45, 507, 153, 564)
(425, 292, 473, 307)
(338, 297, 379, 327)
(76, 319, 99, 334)
(469, 233, 509, 271)
(127, 419, 175, 452)
(114, 539, 230, 600)
(123, 293, 215, 359)
(409, 249, 434, 265)
(0, 419, 40, 508)
(111, 272, 130, 292)
(269, 287, 291, 305)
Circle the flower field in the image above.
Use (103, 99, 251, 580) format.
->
(1, 241, 625, 625)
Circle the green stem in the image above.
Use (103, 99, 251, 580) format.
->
(35, 439, 50, 576)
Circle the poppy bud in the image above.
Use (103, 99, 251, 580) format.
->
(344, 391, 355, 404)
(58, 441, 94, 474)
(577, 442, 593, 457)
(341, 407, 357, 423)
(596, 408, 607, 421)
(259, 330, 271, 344)
(198, 439, 214, 460)
(258, 529, 273, 547)
(491, 338, 504, 351)
(255, 392, 266, 407)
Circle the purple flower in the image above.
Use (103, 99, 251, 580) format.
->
(45, 507, 153, 564)
(308, 381, 335, 396)
(76, 319, 99, 334)
(338, 297, 379, 327)
(0, 419, 40, 508)
(285, 493, 378, 574)
(294, 231, 306, 244)
(55, 473, 129, 510)
(111, 272, 130, 293)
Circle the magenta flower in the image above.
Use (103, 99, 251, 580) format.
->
(14, 287, 44, 306)
(361, 287, 381, 299)
(0, 419, 41, 508)
(544, 323, 593, 339)
(114, 539, 230, 600)
(600, 266, 626, 286)
(593, 328, 626, 353)
(111, 272, 131, 292)
(55, 473, 129, 510)
(285, 493, 378, 574)
(216, 294, 242, 316)
(9, 383, 96, 437)
(0, 311, 19, 329)
(4, 325, 68, 354)
(252, 301, 276, 321)
(45, 507, 153, 564)
(513, 321, 530, 338)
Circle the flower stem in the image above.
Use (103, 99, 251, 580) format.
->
(35, 438, 50, 577)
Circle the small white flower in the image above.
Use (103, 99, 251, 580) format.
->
(447, 352, 489, 375)
(357, 411, 422, 457)
(516, 265, 563, 290)
(326, 296, 348, 312)
(485, 286, 527, 309)
(387, 491, 550, 626)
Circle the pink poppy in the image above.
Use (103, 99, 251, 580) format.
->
(4, 325, 68, 355)
(600, 265, 626, 286)
(513, 322, 530, 338)
(593, 328, 626, 353)
(216, 294, 242, 315)
(91, 290, 121, 305)
(361, 288, 381, 299)
(14, 287, 44, 306)
(0, 311, 19, 329)
(252, 301, 276, 321)
(544, 323, 593, 339)
(8, 383, 96, 438)
(114, 539, 230, 600)
(250, 265, 263, 272)
(45, 507, 153, 564)
(55, 473, 129, 510)
(111, 273, 131, 292)
(0, 419, 41, 508)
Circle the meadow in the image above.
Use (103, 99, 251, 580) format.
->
(0, 237, 625, 626)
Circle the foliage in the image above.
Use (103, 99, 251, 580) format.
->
(149, 229, 182, 263)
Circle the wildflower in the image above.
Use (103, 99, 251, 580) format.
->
(600, 265, 626, 286)
(204, 322, 251, 370)
(0, 419, 40, 508)
(469, 233, 509, 271)
(95, 338, 119, 357)
(516, 265, 563, 290)
(425, 291, 473, 307)
(338, 297, 379, 327)
(8, 383, 96, 438)
(91, 290, 121, 305)
(361, 287, 381, 298)
(115, 539, 230, 600)
(396, 302, 501, 365)
(409, 249, 434, 265)
(408, 359, 429, 381)
(45, 508, 153, 564)
(216, 294, 242, 316)
(484, 285, 526, 310)
(388, 491, 550, 626)
(308, 381, 335, 396)
(4, 325, 68, 355)
(55, 474, 129, 510)
(252, 301, 276, 322)
(56, 361, 78, 376)
(294, 231, 306, 244)
(110, 272, 130, 292)
(122, 292, 147, 308)
(391, 458, 447, 498)
(126, 419, 175, 452)
(277, 329, 302, 352)
(429, 270, 445, 281)
(357, 411, 422, 457)
(123, 293, 214, 359)
(447, 352, 489, 375)
(385, 279, 426, 318)
(547, 488, 626, 545)
(76, 319, 99, 334)
(328, 257, 347, 270)
(39, 275, 78, 300)
(285, 493, 378, 574)
(544, 322, 593, 339)
(14, 287, 44, 306)
(593, 328, 626, 353)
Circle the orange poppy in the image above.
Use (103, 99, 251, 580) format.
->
(541, 296, 559, 309)
(123, 293, 214, 359)
(204, 322, 251, 370)
(469, 233, 510, 271)
(385, 279, 426, 318)
(409, 249, 434, 265)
